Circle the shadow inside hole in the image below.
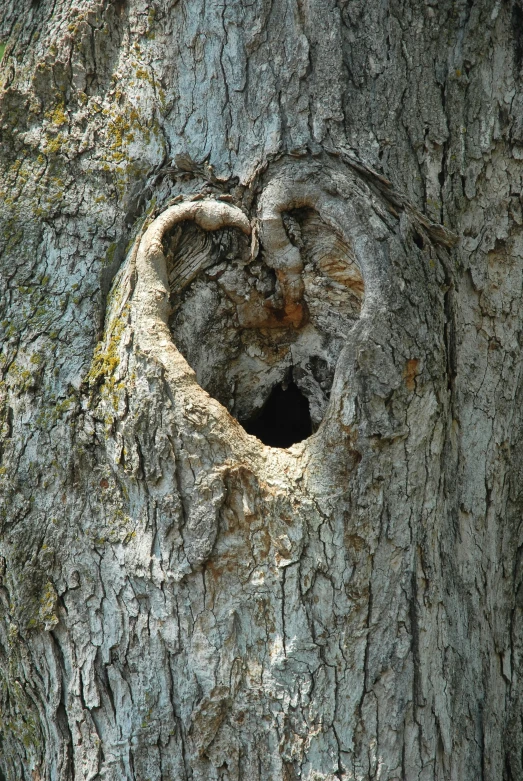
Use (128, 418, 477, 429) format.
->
(166, 215, 365, 437)
(241, 382, 312, 448)
(413, 231, 424, 250)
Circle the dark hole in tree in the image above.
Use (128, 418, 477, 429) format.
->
(513, 3, 523, 69)
(413, 231, 424, 250)
(241, 381, 312, 448)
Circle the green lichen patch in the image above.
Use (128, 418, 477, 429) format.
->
(87, 307, 128, 390)
(33, 581, 59, 631)
(34, 394, 76, 430)
(0, 670, 42, 758)
(45, 101, 68, 127)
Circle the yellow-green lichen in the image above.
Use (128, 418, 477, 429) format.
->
(44, 132, 67, 155)
(29, 581, 59, 630)
(35, 395, 76, 429)
(103, 240, 120, 266)
(45, 102, 68, 127)
(6, 363, 36, 393)
(87, 304, 131, 416)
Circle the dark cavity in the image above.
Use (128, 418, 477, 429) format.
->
(241, 382, 312, 448)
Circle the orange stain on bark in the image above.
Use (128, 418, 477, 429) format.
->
(404, 359, 419, 391)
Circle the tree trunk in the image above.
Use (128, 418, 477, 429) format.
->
(1, 1, 523, 779)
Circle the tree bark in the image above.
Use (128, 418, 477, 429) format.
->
(1, 1, 523, 779)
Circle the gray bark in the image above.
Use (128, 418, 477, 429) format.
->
(0, 1, 522, 779)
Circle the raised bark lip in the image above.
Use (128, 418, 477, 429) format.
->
(130, 162, 449, 452)
(133, 199, 252, 326)
(130, 195, 337, 452)
(130, 187, 371, 451)
(144, 200, 252, 257)
(257, 180, 326, 329)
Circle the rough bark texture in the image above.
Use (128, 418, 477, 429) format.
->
(1, 1, 523, 779)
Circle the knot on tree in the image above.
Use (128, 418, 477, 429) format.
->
(125, 155, 456, 450)
(133, 165, 366, 447)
